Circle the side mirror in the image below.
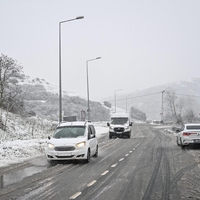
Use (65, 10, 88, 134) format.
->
(90, 134, 95, 139)
(88, 133, 95, 140)
(107, 122, 110, 126)
(48, 136, 51, 140)
(130, 122, 133, 126)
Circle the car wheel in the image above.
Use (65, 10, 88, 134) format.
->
(85, 149, 91, 163)
(180, 139, 185, 149)
(109, 133, 112, 139)
(176, 137, 180, 146)
(48, 160, 56, 165)
(93, 146, 98, 157)
(128, 132, 131, 138)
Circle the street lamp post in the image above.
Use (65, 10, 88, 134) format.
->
(86, 57, 101, 121)
(126, 95, 131, 113)
(59, 16, 84, 123)
(114, 89, 122, 113)
(161, 90, 165, 123)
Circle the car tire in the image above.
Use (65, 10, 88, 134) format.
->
(109, 133, 112, 139)
(48, 160, 56, 165)
(128, 132, 131, 138)
(180, 139, 186, 149)
(93, 146, 98, 157)
(176, 137, 180, 146)
(85, 149, 91, 163)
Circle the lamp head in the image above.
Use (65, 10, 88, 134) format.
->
(76, 16, 84, 19)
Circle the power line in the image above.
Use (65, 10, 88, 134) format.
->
(108, 91, 163, 103)
(175, 93, 200, 98)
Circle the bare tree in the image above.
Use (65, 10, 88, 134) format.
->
(0, 54, 22, 109)
(165, 88, 183, 124)
(183, 97, 200, 123)
(165, 88, 200, 124)
(0, 54, 22, 128)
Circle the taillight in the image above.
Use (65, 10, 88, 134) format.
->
(183, 132, 193, 136)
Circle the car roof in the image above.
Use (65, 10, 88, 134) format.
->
(58, 121, 92, 127)
(111, 113, 129, 118)
(184, 123, 200, 126)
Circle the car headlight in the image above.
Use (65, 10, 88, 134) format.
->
(76, 141, 86, 148)
(110, 126, 114, 130)
(125, 126, 129, 130)
(48, 143, 55, 149)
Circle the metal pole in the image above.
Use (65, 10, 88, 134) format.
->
(86, 60, 90, 121)
(161, 90, 165, 123)
(59, 22, 62, 123)
(126, 95, 131, 113)
(86, 57, 101, 121)
(114, 91, 116, 113)
(58, 16, 84, 123)
(126, 97, 128, 113)
(114, 89, 122, 113)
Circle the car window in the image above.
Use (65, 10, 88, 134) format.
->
(53, 126, 85, 138)
(186, 125, 200, 130)
(180, 125, 184, 131)
(90, 125, 96, 135)
(88, 125, 96, 139)
(88, 126, 92, 139)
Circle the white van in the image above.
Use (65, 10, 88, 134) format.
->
(107, 113, 132, 139)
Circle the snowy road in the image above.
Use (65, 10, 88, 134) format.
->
(0, 123, 200, 200)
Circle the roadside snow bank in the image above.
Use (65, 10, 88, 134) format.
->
(0, 124, 108, 168)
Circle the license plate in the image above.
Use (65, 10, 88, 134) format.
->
(194, 139, 200, 143)
(57, 152, 71, 156)
(116, 132, 122, 134)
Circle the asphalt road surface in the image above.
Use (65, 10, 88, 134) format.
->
(0, 123, 200, 200)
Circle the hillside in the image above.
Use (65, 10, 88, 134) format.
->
(10, 73, 110, 122)
(103, 78, 200, 121)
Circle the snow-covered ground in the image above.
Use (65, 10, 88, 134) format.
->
(0, 110, 109, 168)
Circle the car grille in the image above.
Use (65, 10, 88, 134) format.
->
(54, 146, 75, 151)
(114, 127, 125, 132)
(56, 155, 74, 158)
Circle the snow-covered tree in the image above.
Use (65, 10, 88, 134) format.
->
(0, 54, 22, 110)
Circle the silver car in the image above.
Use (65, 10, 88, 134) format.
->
(176, 123, 200, 148)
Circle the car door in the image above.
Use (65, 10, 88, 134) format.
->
(88, 125, 97, 155)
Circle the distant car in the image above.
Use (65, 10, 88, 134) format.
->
(176, 123, 200, 148)
(45, 121, 98, 163)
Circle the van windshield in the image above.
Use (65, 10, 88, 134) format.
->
(53, 126, 85, 138)
(111, 117, 128, 125)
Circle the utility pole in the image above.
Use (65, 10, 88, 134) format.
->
(161, 90, 165, 124)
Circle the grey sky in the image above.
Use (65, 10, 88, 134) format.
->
(1, 0, 200, 101)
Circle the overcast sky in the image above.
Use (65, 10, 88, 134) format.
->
(1, 0, 200, 101)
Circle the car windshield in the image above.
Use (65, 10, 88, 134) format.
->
(111, 117, 128, 125)
(186, 125, 200, 130)
(53, 126, 85, 138)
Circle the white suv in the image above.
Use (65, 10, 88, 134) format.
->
(45, 121, 98, 163)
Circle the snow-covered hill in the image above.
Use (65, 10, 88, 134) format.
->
(103, 78, 200, 120)
(17, 75, 80, 97)
(10, 73, 110, 121)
